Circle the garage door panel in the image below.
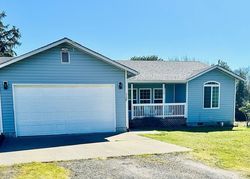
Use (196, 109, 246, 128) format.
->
(14, 84, 116, 136)
(18, 125, 67, 136)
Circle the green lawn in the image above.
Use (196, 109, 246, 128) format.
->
(0, 162, 69, 179)
(143, 126, 250, 176)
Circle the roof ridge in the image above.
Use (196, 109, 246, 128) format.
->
(117, 60, 209, 65)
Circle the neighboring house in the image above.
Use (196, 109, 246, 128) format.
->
(0, 38, 244, 137)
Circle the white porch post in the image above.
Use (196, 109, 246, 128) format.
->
(125, 71, 129, 129)
(162, 84, 165, 118)
(185, 82, 188, 118)
(131, 84, 134, 120)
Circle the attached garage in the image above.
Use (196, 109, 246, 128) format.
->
(13, 84, 116, 136)
(0, 38, 137, 137)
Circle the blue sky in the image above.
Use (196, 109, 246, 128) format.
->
(1, 0, 250, 69)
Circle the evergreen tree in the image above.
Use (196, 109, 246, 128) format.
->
(217, 59, 231, 70)
(0, 11, 21, 57)
(130, 55, 163, 61)
(235, 68, 250, 120)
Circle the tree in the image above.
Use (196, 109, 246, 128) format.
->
(235, 68, 250, 121)
(236, 69, 249, 107)
(239, 101, 250, 127)
(130, 55, 163, 61)
(0, 11, 21, 57)
(217, 59, 231, 70)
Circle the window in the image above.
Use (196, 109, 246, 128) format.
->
(139, 89, 151, 103)
(204, 81, 220, 109)
(61, 49, 70, 64)
(153, 88, 163, 103)
(128, 89, 137, 110)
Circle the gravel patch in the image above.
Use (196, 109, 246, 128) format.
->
(0, 166, 18, 179)
(60, 153, 242, 179)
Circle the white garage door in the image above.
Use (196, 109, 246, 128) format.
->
(13, 84, 116, 136)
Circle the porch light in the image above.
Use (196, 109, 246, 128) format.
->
(3, 81, 8, 90)
(118, 82, 123, 89)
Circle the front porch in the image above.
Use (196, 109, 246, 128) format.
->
(128, 83, 187, 120)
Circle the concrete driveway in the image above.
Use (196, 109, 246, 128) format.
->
(0, 132, 190, 165)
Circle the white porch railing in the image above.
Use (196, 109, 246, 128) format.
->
(132, 103, 186, 119)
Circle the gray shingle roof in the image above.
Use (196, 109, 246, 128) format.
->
(117, 60, 210, 82)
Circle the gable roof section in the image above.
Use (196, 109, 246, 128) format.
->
(118, 60, 245, 82)
(187, 65, 245, 82)
(0, 38, 138, 75)
(118, 60, 210, 82)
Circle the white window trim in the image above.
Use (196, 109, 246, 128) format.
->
(153, 88, 163, 103)
(203, 81, 220, 109)
(61, 50, 70, 64)
(128, 88, 138, 101)
(139, 88, 152, 103)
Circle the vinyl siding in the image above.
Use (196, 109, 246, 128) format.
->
(175, 84, 186, 103)
(187, 69, 235, 125)
(166, 84, 174, 103)
(0, 43, 126, 134)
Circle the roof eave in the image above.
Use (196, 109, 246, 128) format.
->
(187, 65, 246, 82)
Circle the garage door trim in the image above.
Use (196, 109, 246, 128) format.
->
(12, 83, 116, 137)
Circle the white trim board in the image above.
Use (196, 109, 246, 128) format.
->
(185, 82, 189, 118)
(125, 71, 128, 129)
(0, 38, 138, 76)
(233, 78, 237, 123)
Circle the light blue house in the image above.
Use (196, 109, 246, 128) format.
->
(0, 38, 244, 137)
(119, 60, 244, 127)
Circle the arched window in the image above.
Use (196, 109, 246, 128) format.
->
(203, 81, 220, 109)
